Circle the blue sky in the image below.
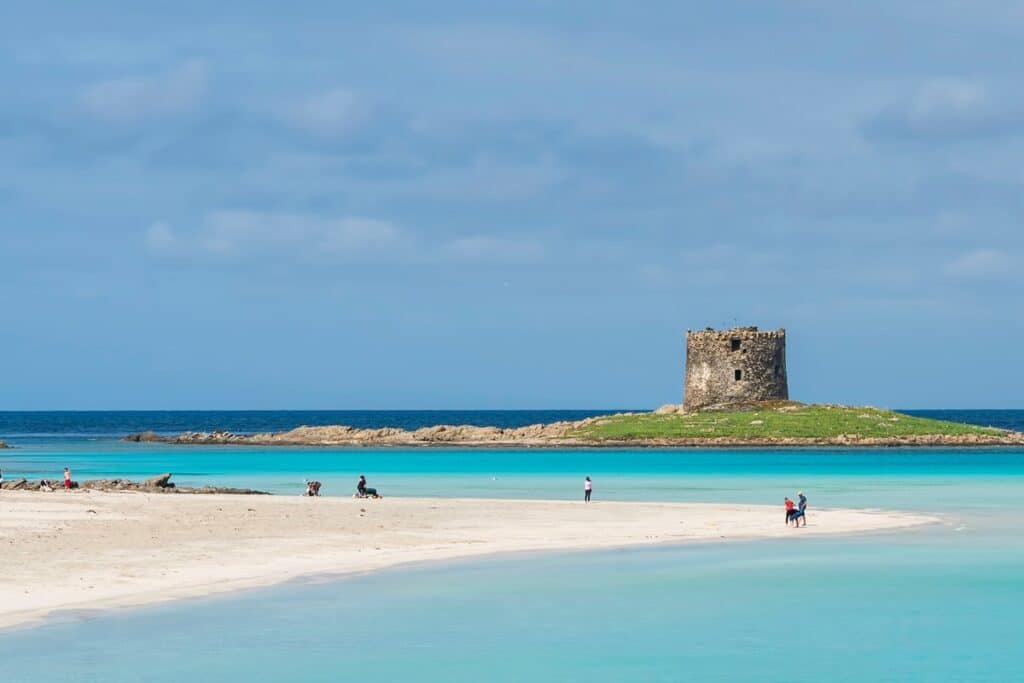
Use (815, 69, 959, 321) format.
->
(2, 1, 1023, 409)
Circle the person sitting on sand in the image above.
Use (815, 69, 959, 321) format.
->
(356, 475, 379, 498)
(784, 496, 795, 525)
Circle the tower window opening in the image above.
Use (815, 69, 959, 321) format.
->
(734, 369, 743, 381)
(730, 339, 741, 351)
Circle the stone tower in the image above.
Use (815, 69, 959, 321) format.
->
(683, 326, 788, 411)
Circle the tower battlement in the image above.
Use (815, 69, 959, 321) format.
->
(683, 326, 788, 410)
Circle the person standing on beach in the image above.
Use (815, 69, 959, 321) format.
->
(784, 496, 795, 524)
(63, 467, 72, 491)
(584, 476, 592, 503)
(795, 491, 808, 527)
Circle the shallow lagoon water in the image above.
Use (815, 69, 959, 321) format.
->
(1, 523, 1021, 682)
(1, 421, 1023, 681)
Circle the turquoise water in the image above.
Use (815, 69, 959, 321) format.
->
(4, 440, 1024, 510)
(1, 437, 1023, 681)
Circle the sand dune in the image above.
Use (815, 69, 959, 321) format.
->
(0, 491, 937, 630)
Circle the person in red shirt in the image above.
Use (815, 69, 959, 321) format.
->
(784, 496, 795, 525)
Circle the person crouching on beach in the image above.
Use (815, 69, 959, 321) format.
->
(63, 467, 72, 491)
(584, 476, 592, 503)
(357, 475, 379, 498)
(784, 496, 795, 525)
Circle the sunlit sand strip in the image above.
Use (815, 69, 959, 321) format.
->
(0, 491, 937, 630)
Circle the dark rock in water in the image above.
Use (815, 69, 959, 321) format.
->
(0, 440, 10, 448)
(144, 473, 173, 488)
(123, 431, 164, 443)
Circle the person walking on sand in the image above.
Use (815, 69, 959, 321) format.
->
(63, 467, 72, 491)
(584, 476, 593, 503)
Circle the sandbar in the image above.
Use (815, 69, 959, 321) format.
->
(0, 491, 937, 630)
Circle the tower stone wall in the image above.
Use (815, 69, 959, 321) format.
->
(683, 326, 788, 411)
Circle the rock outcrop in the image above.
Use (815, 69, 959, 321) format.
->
(0, 440, 10, 449)
(124, 419, 596, 447)
(143, 472, 173, 488)
(1, 473, 268, 495)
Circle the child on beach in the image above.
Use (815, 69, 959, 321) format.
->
(63, 467, 72, 490)
(584, 476, 592, 503)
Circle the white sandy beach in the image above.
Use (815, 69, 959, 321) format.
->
(0, 491, 937, 630)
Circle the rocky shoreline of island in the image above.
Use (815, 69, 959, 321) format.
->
(122, 410, 1024, 448)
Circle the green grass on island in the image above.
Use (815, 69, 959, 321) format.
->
(569, 403, 1006, 441)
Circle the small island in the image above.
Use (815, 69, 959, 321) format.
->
(124, 402, 1022, 447)
(123, 327, 1024, 448)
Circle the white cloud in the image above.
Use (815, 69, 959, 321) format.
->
(945, 248, 1016, 279)
(81, 59, 209, 123)
(144, 211, 402, 262)
(284, 89, 368, 136)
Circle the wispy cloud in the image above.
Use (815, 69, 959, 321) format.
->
(945, 247, 1017, 279)
(80, 59, 209, 123)
(863, 79, 1024, 142)
(145, 213, 557, 269)
(439, 235, 546, 263)
(283, 88, 371, 137)
(145, 211, 402, 262)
